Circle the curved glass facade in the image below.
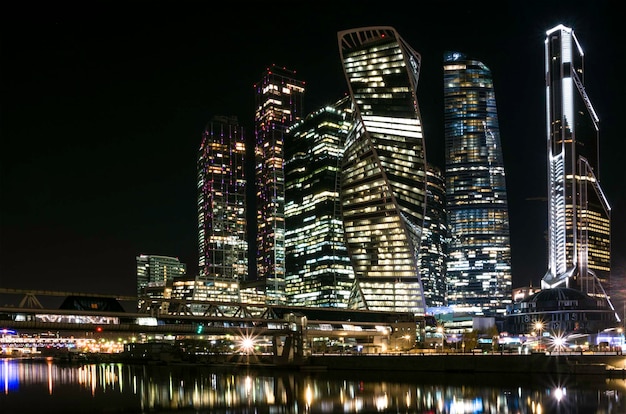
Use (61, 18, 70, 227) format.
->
(443, 51, 512, 316)
(338, 27, 428, 315)
(421, 164, 448, 309)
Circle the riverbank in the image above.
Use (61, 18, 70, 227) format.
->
(9, 350, 626, 377)
(304, 352, 626, 376)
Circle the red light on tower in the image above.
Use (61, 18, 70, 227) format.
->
(96, 326, 103, 332)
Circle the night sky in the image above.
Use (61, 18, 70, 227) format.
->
(1, 2, 624, 302)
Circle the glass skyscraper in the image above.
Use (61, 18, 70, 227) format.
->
(443, 51, 512, 316)
(136, 254, 186, 310)
(197, 115, 247, 288)
(421, 164, 448, 310)
(284, 96, 355, 308)
(254, 65, 305, 305)
(540, 25, 612, 304)
(338, 26, 428, 315)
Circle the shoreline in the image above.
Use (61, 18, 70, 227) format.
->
(7, 351, 626, 377)
(304, 352, 626, 376)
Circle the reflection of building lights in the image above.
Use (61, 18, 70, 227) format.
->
(265, 382, 275, 405)
(305, 385, 313, 407)
(449, 398, 483, 412)
(47, 358, 53, 395)
(375, 393, 388, 410)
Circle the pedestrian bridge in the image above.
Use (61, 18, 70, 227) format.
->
(0, 288, 421, 359)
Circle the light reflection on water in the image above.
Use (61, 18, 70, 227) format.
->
(1, 357, 625, 413)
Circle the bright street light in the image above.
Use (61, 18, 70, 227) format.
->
(437, 326, 444, 352)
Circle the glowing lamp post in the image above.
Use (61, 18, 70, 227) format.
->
(240, 335, 255, 365)
(437, 326, 444, 353)
(553, 336, 564, 355)
(535, 322, 544, 351)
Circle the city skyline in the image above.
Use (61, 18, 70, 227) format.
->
(1, 3, 623, 301)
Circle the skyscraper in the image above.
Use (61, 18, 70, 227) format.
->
(443, 51, 512, 316)
(540, 25, 612, 303)
(254, 65, 305, 305)
(421, 164, 448, 310)
(136, 254, 186, 310)
(197, 115, 247, 289)
(338, 26, 428, 315)
(284, 96, 355, 308)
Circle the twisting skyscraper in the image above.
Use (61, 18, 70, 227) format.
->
(284, 96, 355, 307)
(443, 51, 512, 316)
(197, 116, 247, 285)
(338, 26, 428, 315)
(541, 25, 612, 304)
(254, 65, 305, 305)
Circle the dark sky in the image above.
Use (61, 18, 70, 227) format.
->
(1, 1, 624, 300)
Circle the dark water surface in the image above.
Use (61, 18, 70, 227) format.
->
(1, 357, 625, 413)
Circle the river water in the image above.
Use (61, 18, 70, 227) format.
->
(1, 357, 625, 413)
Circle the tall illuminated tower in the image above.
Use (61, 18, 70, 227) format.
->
(443, 51, 512, 316)
(338, 26, 428, 315)
(421, 164, 448, 310)
(541, 25, 612, 303)
(254, 65, 305, 305)
(197, 115, 247, 288)
(284, 96, 355, 308)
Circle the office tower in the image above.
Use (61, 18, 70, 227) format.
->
(541, 25, 612, 303)
(443, 51, 512, 316)
(254, 65, 305, 305)
(197, 115, 247, 293)
(284, 96, 355, 308)
(421, 164, 448, 310)
(136, 254, 186, 310)
(170, 277, 242, 314)
(337, 26, 428, 315)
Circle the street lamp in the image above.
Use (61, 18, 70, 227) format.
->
(402, 335, 411, 351)
(535, 321, 544, 351)
(239, 332, 255, 365)
(437, 326, 444, 353)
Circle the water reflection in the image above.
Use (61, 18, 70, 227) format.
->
(1, 357, 625, 413)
